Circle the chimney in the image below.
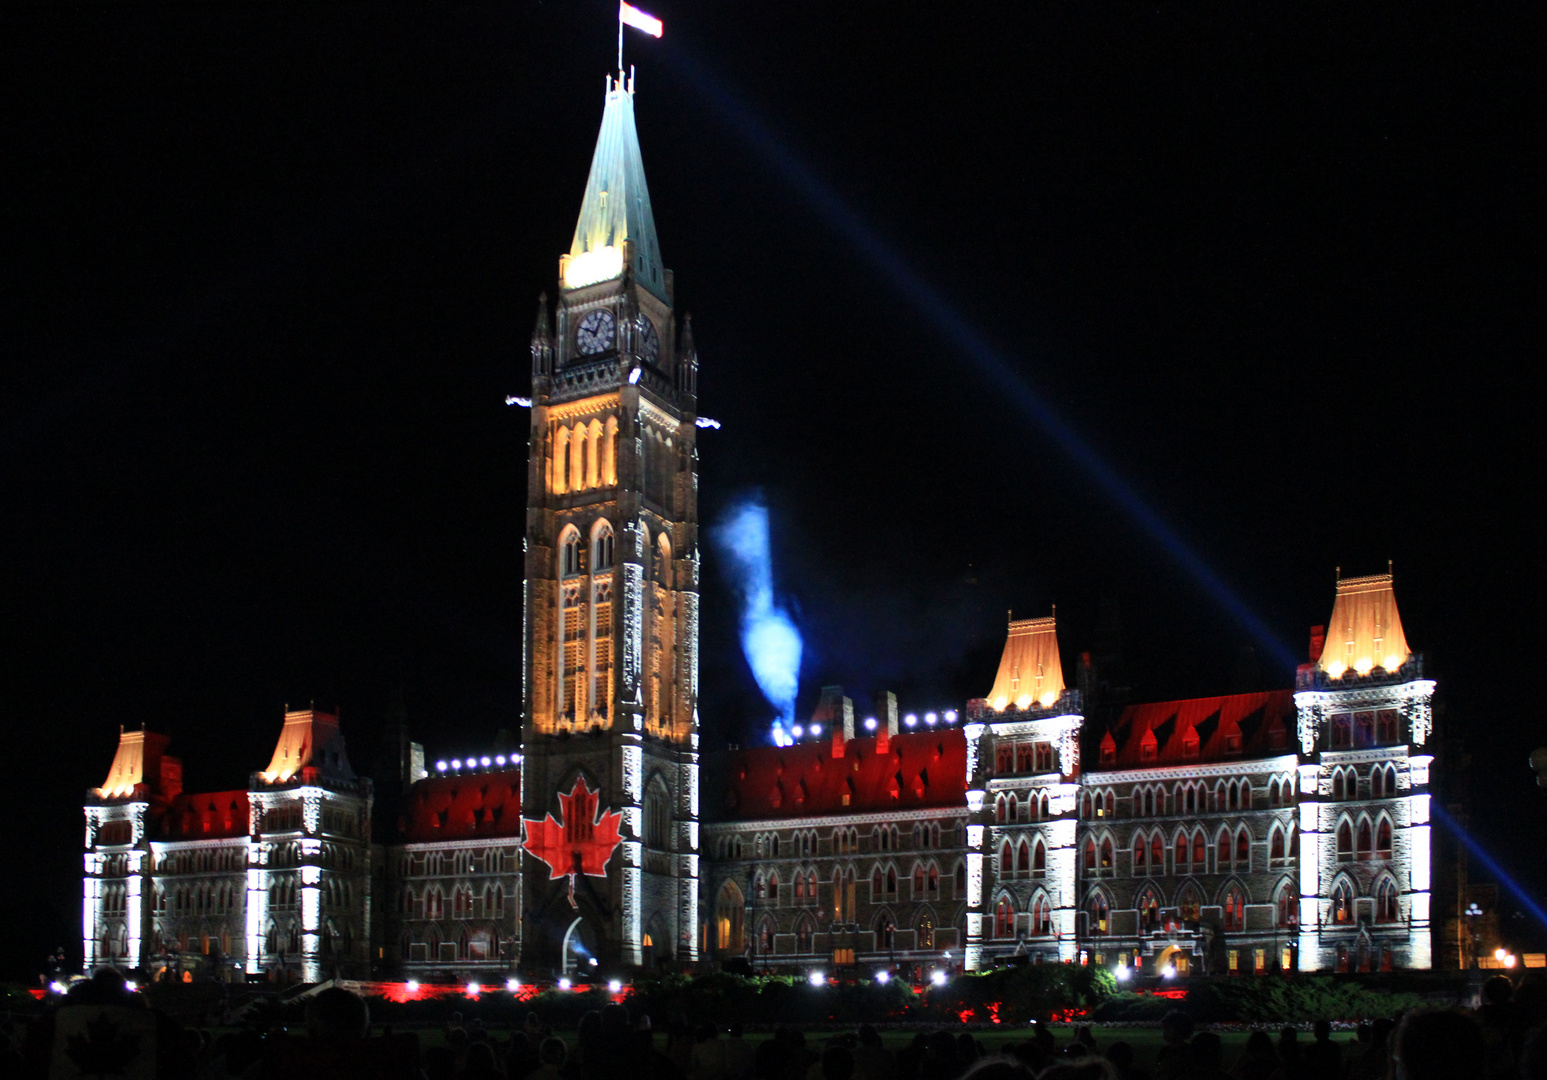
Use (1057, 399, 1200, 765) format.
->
(814, 686, 855, 757)
(1308, 625, 1326, 664)
(875, 691, 899, 755)
(159, 755, 183, 800)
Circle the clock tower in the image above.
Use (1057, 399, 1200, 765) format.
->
(519, 72, 701, 972)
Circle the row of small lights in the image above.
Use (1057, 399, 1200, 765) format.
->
(398, 977, 626, 997)
(775, 710, 960, 745)
(807, 969, 948, 987)
(435, 754, 524, 773)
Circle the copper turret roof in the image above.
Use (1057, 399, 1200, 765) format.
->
(1317, 571, 1412, 679)
(987, 614, 1066, 712)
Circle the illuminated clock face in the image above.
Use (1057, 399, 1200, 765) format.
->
(636, 316, 660, 364)
(575, 310, 615, 355)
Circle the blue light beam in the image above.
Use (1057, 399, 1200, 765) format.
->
(712, 498, 803, 741)
(1431, 801, 1547, 931)
(667, 54, 1299, 674)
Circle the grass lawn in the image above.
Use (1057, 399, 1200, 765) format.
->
(385, 1022, 1363, 1074)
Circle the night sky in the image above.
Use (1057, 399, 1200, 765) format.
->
(4, 1, 1540, 979)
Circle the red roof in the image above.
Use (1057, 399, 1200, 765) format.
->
(399, 769, 523, 843)
(718, 729, 968, 820)
(150, 790, 250, 841)
(1100, 690, 1295, 769)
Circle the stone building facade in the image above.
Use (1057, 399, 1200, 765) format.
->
(79, 74, 1438, 983)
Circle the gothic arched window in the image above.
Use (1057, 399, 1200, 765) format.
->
(1376, 817, 1393, 859)
(1088, 892, 1109, 936)
(592, 522, 615, 571)
(716, 881, 745, 953)
(1376, 878, 1399, 922)
(1222, 886, 1245, 932)
(1032, 894, 1051, 936)
(1277, 882, 1298, 928)
(1331, 879, 1354, 924)
(560, 529, 582, 577)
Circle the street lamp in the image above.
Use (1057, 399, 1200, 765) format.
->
(1466, 903, 1484, 969)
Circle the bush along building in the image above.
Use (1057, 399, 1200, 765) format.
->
(79, 70, 1439, 983)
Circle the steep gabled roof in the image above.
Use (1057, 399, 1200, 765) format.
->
(714, 729, 968, 821)
(1100, 690, 1295, 769)
(398, 768, 523, 843)
(149, 791, 250, 841)
(96, 728, 175, 799)
(1318, 572, 1412, 679)
(260, 708, 354, 784)
(987, 615, 1065, 712)
(568, 73, 665, 300)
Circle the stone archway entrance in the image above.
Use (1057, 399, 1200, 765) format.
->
(561, 916, 598, 975)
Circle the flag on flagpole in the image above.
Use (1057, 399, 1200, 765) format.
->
(620, 1, 663, 38)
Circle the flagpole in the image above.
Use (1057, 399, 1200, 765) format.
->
(617, 3, 624, 74)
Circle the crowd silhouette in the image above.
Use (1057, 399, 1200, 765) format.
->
(8, 970, 1547, 1080)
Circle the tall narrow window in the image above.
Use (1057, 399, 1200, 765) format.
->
(1376, 879, 1398, 922)
(1222, 887, 1245, 932)
(1088, 894, 1109, 936)
(553, 426, 571, 494)
(602, 415, 618, 486)
(1332, 879, 1354, 923)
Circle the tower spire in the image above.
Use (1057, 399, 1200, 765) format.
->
(564, 75, 665, 300)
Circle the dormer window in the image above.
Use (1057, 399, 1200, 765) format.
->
(1183, 733, 1199, 759)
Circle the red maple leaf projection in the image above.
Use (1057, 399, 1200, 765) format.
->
(522, 776, 625, 889)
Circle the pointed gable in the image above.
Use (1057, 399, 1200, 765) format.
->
(564, 73, 665, 299)
(1100, 690, 1296, 769)
(1318, 571, 1412, 679)
(398, 768, 523, 843)
(987, 614, 1066, 711)
(714, 729, 968, 820)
